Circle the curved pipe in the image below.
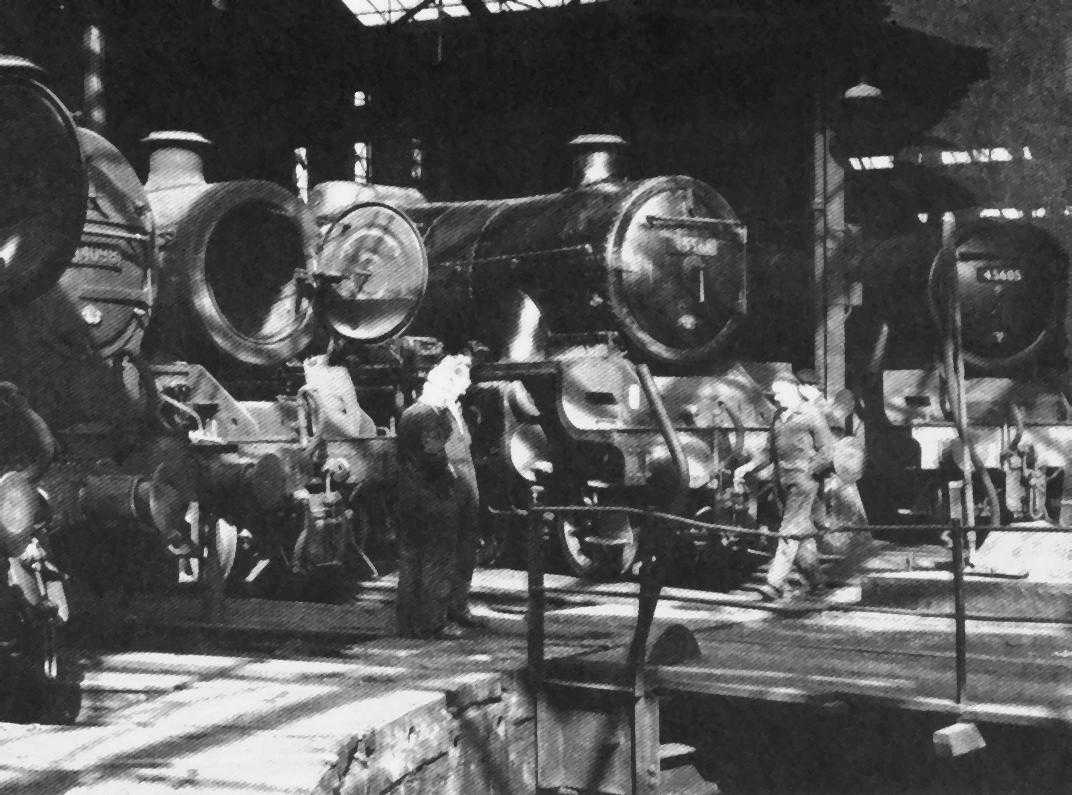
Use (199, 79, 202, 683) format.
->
(854, 318, 891, 425)
(926, 247, 947, 332)
(719, 397, 745, 461)
(941, 329, 1003, 526)
(0, 382, 57, 482)
(635, 363, 688, 515)
(157, 392, 204, 433)
(1008, 403, 1025, 452)
(867, 320, 890, 377)
(115, 350, 165, 432)
(930, 246, 1002, 522)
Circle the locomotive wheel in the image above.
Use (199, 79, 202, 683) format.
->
(475, 517, 517, 569)
(18, 618, 80, 725)
(554, 510, 638, 580)
(351, 487, 397, 578)
(0, 588, 80, 724)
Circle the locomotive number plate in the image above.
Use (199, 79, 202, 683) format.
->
(665, 232, 720, 257)
(72, 245, 125, 269)
(976, 267, 1023, 283)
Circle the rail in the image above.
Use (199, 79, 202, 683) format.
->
(502, 500, 1072, 707)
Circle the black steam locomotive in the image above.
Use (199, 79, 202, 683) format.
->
(310, 135, 788, 580)
(0, 59, 796, 721)
(855, 215, 1072, 545)
(0, 57, 432, 720)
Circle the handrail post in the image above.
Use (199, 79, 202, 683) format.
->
(626, 553, 665, 686)
(627, 364, 687, 685)
(951, 520, 968, 704)
(527, 486, 546, 688)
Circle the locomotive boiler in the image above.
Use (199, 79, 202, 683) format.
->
(311, 136, 786, 580)
(859, 216, 1072, 548)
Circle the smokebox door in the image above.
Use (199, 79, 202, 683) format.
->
(316, 202, 428, 343)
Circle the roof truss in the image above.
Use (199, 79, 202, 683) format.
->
(343, 0, 602, 27)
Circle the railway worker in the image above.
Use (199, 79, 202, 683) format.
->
(395, 354, 483, 639)
(733, 375, 836, 601)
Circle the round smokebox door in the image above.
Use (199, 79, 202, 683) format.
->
(608, 177, 746, 365)
(0, 58, 87, 302)
(317, 202, 428, 342)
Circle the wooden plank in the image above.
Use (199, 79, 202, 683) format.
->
(691, 618, 1072, 670)
(80, 671, 197, 693)
(122, 595, 393, 639)
(554, 617, 1072, 729)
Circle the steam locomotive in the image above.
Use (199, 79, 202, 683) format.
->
(854, 215, 1072, 543)
(0, 57, 797, 720)
(0, 56, 434, 720)
(310, 135, 788, 580)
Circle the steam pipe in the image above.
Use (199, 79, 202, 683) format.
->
(930, 248, 1002, 526)
(0, 382, 57, 482)
(855, 318, 891, 424)
(867, 320, 890, 377)
(626, 363, 688, 684)
(635, 363, 688, 515)
(115, 351, 165, 432)
(940, 299, 1002, 531)
(951, 267, 977, 538)
(1008, 403, 1025, 452)
(720, 398, 746, 462)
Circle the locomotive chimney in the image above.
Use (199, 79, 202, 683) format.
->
(568, 134, 628, 187)
(142, 130, 213, 191)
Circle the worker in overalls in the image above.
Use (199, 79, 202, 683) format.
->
(734, 375, 836, 601)
(395, 354, 483, 638)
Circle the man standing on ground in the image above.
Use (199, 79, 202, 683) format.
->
(733, 375, 836, 601)
(395, 354, 483, 638)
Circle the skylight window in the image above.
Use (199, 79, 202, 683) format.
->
(343, 0, 605, 27)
